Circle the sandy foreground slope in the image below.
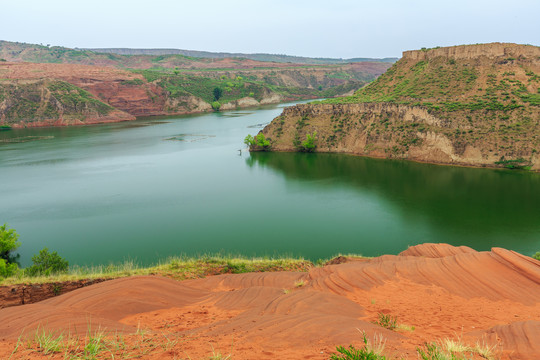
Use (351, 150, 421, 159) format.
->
(0, 243, 539, 359)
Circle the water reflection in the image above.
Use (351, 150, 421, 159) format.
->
(247, 151, 540, 253)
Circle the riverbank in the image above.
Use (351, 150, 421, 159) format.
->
(0, 244, 539, 359)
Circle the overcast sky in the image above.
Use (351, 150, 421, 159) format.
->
(2, 0, 539, 59)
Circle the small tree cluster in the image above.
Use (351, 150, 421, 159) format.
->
(299, 131, 317, 152)
(0, 224, 20, 277)
(0, 223, 69, 278)
(26, 248, 69, 276)
(211, 101, 221, 111)
(244, 133, 270, 151)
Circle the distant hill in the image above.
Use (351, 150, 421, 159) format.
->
(85, 48, 398, 64)
(0, 41, 392, 128)
(0, 40, 394, 73)
(260, 43, 540, 171)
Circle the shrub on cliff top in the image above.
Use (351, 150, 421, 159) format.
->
(533, 252, 540, 261)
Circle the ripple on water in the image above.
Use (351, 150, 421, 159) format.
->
(0, 135, 54, 143)
(164, 134, 216, 142)
(247, 122, 269, 128)
(120, 121, 171, 129)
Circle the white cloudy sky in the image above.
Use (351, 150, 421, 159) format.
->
(2, 0, 539, 58)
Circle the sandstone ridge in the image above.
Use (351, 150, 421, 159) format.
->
(403, 42, 540, 61)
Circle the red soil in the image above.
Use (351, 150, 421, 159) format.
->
(0, 62, 167, 119)
(0, 61, 390, 124)
(0, 244, 538, 359)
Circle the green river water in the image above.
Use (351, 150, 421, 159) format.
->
(1, 101, 539, 267)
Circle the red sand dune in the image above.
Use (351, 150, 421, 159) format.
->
(0, 243, 539, 359)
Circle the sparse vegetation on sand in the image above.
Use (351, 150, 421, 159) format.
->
(330, 332, 386, 360)
(417, 336, 498, 360)
(0, 223, 313, 286)
(373, 313, 415, 332)
(373, 313, 398, 330)
(0, 254, 313, 286)
(332, 333, 498, 360)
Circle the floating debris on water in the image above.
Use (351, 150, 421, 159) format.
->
(123, 121, 171, 128)
(222, 112, 254, 117)
(247, 122, 269, 128)
(0, 136, 55, 143)
(164, 134, 216, 142)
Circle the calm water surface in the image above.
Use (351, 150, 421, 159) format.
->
(1, 102, 539, 266)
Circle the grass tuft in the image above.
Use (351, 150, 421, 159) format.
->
(374, 313, 397, 330)
(330, 331, 386, 359)
(417, 335, 498, 360)
(34, 326, 64, 355)
(0, 254, 313, 286)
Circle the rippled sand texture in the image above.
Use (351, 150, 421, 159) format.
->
(1, 244, 539, 359)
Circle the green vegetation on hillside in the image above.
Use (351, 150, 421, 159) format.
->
(139, 70, 273, 103)
(322, 56, 539, 112)
(299, 45, 540, 167)
(0, 80, 112, 124)
(0, 40, 392, 123)
(1, 224, 70, 279)
(86, 46, 398, 64)
(137, 69, 365, 106)
(0, 40, 391, 77)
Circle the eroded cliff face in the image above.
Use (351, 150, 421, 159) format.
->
(262, 102, 540, 171)
(0, 61, 376, 127)
(403, 43, 540, 61)
(0, 63, 213, 122)
(0, 79, 135, 128)
(261, 43, 540, 171)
